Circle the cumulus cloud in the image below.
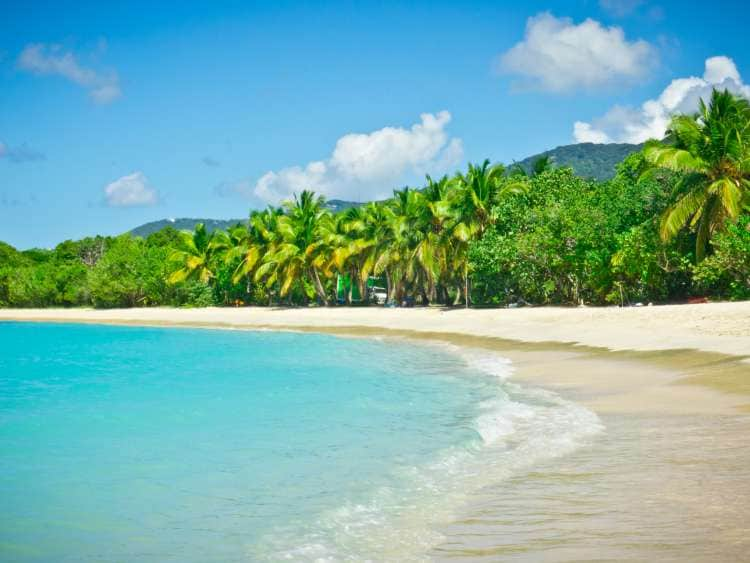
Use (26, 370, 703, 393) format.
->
(573, 56, 750, 144)
(17, 43, 121, 104)
(498, 12, 656, 92)
(104, 172, 158, 207)
(250, 111, 463, 204)
(0, 141, 45, 163)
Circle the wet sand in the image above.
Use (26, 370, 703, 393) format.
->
(428, 345, 750, 562)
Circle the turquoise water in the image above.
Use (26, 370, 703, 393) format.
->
(0, 322, 601, 561)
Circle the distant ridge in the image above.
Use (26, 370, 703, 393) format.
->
(129, 142, 644, 236)
(129, 218, 245, 238)
(515, 142, 642, 181)
(324, 199, 362, 213)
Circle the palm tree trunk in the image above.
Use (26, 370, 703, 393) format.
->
(310, 268, 329, 306)
(357, 273, 366, 304)
(464, 267, 469, 308)
(385, 269, 394, 303)
(421, 288, 430, 306)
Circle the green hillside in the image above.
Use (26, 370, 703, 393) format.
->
(515, 142, 642, 180)
(129, 218, 246, 238)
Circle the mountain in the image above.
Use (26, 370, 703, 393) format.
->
(129, 218, 246, 238)
(324, 199, 362, 213)
(129, 203, 364, 238)
(129, 142, 644, 236)
(514, 142, 642, 181)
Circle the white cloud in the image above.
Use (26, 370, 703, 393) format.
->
(251, 111, 463, 203)
(18, 43, 121, 104)
(573, 122, 612, 144)
(498, 12, 655, 92)
(573, 56, 750, 144)
(104, 172, 158, 207)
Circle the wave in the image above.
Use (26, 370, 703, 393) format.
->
(253, 346, 604, 561)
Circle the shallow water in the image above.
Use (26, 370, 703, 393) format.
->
(0, 322, 602, 561)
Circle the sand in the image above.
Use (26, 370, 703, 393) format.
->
(1, 301, 749, 356)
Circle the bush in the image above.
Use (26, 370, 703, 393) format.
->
(608, 224, 692, 304)
(88, 236, 148, 308)
(693, 215, 750, 300)
(172, 281, 217, 307)
(471, 165, 679, 305)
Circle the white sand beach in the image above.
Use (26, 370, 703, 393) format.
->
(2, 301, 749, 357)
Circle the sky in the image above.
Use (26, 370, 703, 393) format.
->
(1, 0, 749, 248)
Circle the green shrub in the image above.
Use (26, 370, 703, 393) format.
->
(693, 215, 750, 300)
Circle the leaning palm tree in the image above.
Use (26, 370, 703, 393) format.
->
(228, 207, 284, 287)
(168, 223, 221, 284)
(255, 190, 332, 305)
(644, 88, 750, 260)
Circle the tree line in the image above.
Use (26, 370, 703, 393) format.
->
(1, 89, 748, 308)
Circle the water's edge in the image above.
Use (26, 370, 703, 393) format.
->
(3, 320, 606, 560)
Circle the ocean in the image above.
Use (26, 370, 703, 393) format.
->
(0, 322, 602, 561)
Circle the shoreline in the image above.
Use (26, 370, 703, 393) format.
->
(2, 304, 749, 413)
(1, 301, 749, 356)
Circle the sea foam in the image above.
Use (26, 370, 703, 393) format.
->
(258, 346, 604, 562)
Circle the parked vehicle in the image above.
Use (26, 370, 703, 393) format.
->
(368, 286, 388, 305)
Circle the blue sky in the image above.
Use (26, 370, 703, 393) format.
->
(1, 0, 749, 248)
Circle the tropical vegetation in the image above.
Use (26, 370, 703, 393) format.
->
(1, 88, 748, 309)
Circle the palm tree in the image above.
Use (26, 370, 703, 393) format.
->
(644, 88, 750, 260)
(317, 210, 365, 303)
(509, 154, 553, 178)
(449, 160, 526, 306)
(450, 160, 507, 238)
(226, 208, 283, 291)
(168, 223, 221, 284)
(358, 202, 398, 302)
(380, 187, 430, 304)
(531, 155, 553, 177)
(414, 175, 453, 304)
(254, 191, 332, 304)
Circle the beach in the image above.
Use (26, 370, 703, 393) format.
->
(3, 303, 750, 560)
(2, 301, 749, 356)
